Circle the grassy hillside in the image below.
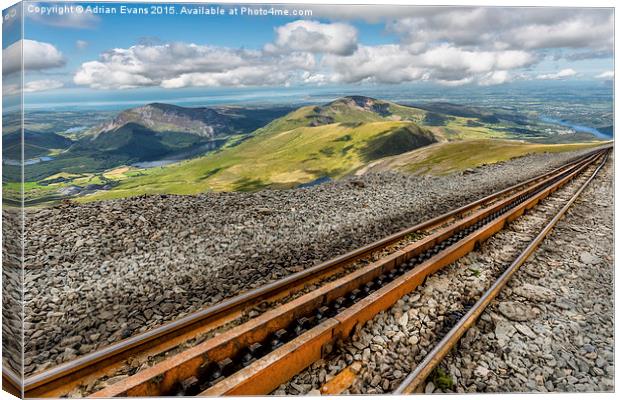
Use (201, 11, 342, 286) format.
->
(253, 96, 427, 136)
(358, 139, 606, 176)
(3, 130, 73, 159)
(12, 96, 609, 205)
(82, 120, 436, 201)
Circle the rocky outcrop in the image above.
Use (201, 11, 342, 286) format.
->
(89, 103, 233, 138)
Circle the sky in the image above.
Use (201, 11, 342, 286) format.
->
(1, 2, 615, 109)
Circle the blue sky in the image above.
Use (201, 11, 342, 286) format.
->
(2, 3, 614, 108)
(21, 3, 398, 74)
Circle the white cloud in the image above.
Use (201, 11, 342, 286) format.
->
(595, 70, 614, 79)
(74, 42, 316, 89)
(161, 66, 291, 89)
(478, 71, 511, 86)
(319, 44, 532, 86)
(24, 79, 64, 93)
(321, 45, 426, 84)
(76, 40, 89, 50)
(508, 15, 613, 51)
(74, 38, 536, 89)
(266, 20, 358, 56)
(536, 68, 578, 80)
(3, 84, 20, 97)
(418, 45, 535, 75)
(3, 79, 64, 96)
(434, 77, 474, 87)
(3, 39, 66, 76)
(389, 8, 613, 55)
(71, 7, 612, 90)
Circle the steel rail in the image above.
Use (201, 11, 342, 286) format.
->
(23, 147, 608, 397)
(2, 367, 22, 398)
(86, 149, 606, 397)
(195, 149, 608, 397)
(394, 150, 610, 394)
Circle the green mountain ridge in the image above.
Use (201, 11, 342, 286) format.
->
(254, 96, 427, 135)
(3, 130, 73, 160)
(16, 103, 294, 181)
(73, 122, 218, 160)
(88, 103, 235, 138)
(9, 95, 607, 205)
(83, 97, 439, 200)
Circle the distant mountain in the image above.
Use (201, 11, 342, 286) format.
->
(255, 96, 428, 135)
(19, 96, 607, 201)
(88, 103, 233, 138)
(3, 130, 73, 160)
(17, 103, 294, 181)
(72, 122, 219, 161)
(85, 97, 439, 199)
(87, 103, 293, 139)
(73, 102, 298, 162)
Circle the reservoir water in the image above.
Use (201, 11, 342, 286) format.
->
(4, 156, 54, 166)
(539, 116, 609, 139)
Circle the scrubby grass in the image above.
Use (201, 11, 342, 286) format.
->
(468, 268, 481, 277)
(253, 98, 429, 137)
(253, 104, 385, 136)
(3, 181, 59, 203)
(387, 103, 427, 123)
(430, 367, 455, 390)
(399, 139, 605, 175)
(361, 125, 436, 161)
(15, 165, 145, 204)
(434, 116, 512, 140)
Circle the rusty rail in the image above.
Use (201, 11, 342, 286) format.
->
(84, 149, 607, 397)
(3, 368, 22, 398)
(394, 150, 610, 394)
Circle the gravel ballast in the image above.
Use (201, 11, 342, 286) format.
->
(22, 147, 603, 372)
(442, 152, 614, 393)
(279, 151, 613, 394)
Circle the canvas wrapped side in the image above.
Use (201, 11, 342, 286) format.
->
(2, 2, 24, 398)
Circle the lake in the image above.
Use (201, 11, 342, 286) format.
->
(539, 116, 609, 139)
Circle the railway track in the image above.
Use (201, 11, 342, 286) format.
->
(10, 147, 609, 398)
(395, 149, 610, 394)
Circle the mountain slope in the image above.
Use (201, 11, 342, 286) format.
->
(83, 118, 437, 200)
(88, 103, 233, 138)
(3, 130, 73, 160)
(254, 96, 427, 135)
(73, 122, 216, 160)
(20, 104, 293, 181)
(357, 139, 605, 176)
(74, 122, 225, 158)
(88, 103, 294, 139)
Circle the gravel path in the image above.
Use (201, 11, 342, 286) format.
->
(278, 150, 613, 395)
(22, 148, 602, 372)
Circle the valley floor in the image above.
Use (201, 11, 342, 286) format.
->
(19, 146, 607, 372)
